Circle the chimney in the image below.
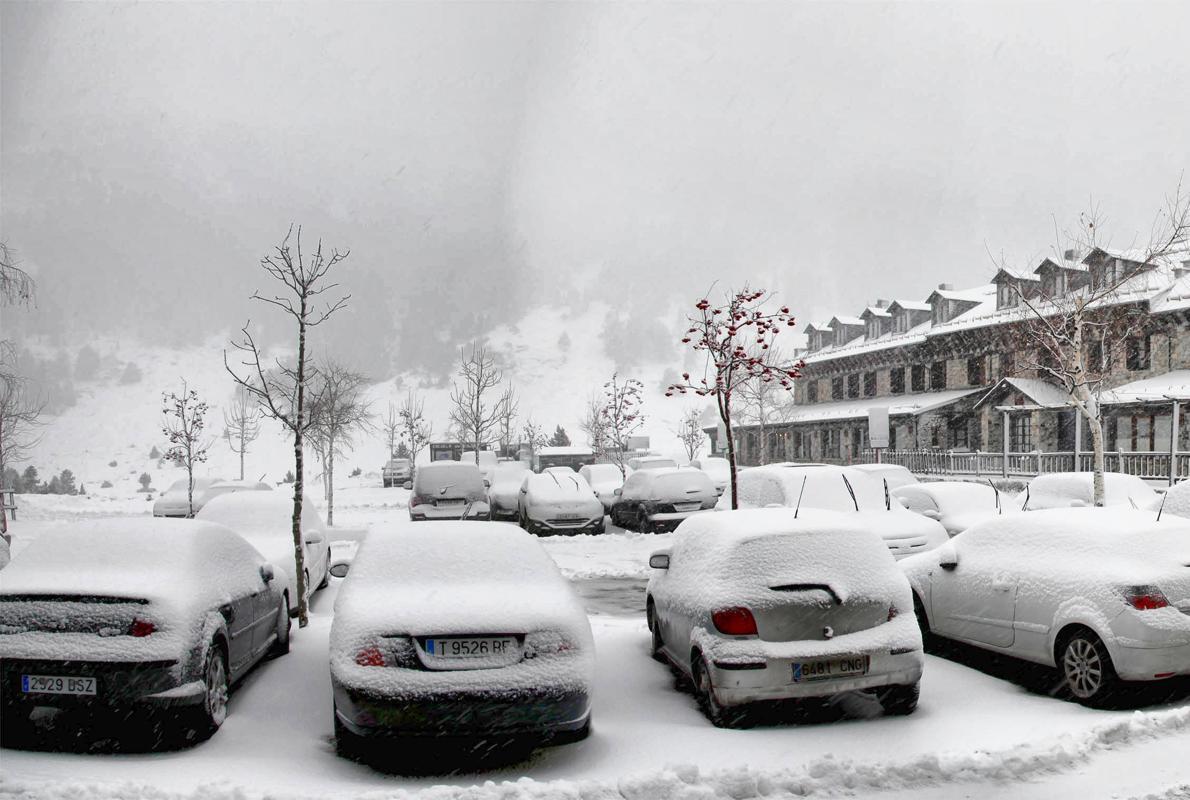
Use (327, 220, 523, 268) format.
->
(1064, 249, 1077, 262)
(875, 299, 889, 308)
(937, 283, 953, 291)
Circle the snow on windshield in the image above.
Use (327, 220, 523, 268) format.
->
(526, 471, 594, 500)
(652, 470, 714, 497)
(740, 466, 887, 511)
(414, 463, 485, 497)
(1028, 472, 1158, 509)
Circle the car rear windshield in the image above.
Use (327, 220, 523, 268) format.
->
(728, 532, 893, 587)
(416, 464, 485, 496)
(652, 471, 713, 498)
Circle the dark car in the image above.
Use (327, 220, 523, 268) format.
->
(329, 523, 594, 755)
(0, 518, 291, 744)
(610, 467, 719, 533)
(408, 462, 490, 521)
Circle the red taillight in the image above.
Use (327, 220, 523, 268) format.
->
(1119, 585, 1170, 611)
(887, 605, 899, 621)
(712, 607, 758, 636)
(128, 618, 156, 637)
(355, 646, 386, 667)
(409, 495, 425, 507)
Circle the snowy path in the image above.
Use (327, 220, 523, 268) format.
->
(2, 487, 1189, 798)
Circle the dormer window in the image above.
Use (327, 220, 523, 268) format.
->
(894, 313, 908, 333)
(931, 300, 947, 326)
(998, 284, 1018, 308)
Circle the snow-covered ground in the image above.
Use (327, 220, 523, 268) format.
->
(3, 487, 1189, 799)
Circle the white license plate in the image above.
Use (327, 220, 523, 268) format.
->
(556, 512, 583, 519)
(22, 674, 97, 696)
(675, 502, 701, 511)
(437, 499, 464, 506)
(424, 637, 517, 658)
(792, 655, 869, 682)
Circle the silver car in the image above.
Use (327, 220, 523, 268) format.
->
(518, 471, 605, 535)
(647, 509, 924, 726)
(408, 462, 491, 521)
(152, 477, 227, 517)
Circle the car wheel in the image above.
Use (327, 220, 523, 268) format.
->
(593, 520, 606, 535)
(876, 681, 920, 715)
(333, 707, 363, 761)
(647, 602, 666, 662)
(186, 640, 229, 739)
(693, 655, 739, 728)
(269, 595, 291, 657)
(1060, 629, 1119, 706)
(0, 708, 34, 747)
(912, 594, 932, 644)
(550, 715, 591, 746)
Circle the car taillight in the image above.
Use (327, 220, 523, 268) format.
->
(128, 618, 156, 637)
(355, 646, 387, 666)
(409, 495, 425, 507)
(712, 607, 758, 636)
(887, 605, 899, 621)
(1119, 585, 1170, 610)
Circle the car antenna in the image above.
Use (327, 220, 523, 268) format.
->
(1022, 484, 1030, 511)
(794, 475, 808, 519)
(883, 477, 891, 511)
(1157, 491, 1168, 522)
(986, 478, 1001, 514)
(841, 474, 859, 512)
(1129, 496, 1139, 510)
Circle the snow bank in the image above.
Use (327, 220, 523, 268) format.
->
(3, 704, 1186, 800)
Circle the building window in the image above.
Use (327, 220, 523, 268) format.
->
(890, 368, 905, 394)
(893, 313, 907, 334)
(823, 430, 840, 459)
(831, 376, 844, 400)
(932, 302, 946, 326)
(1009, 414, 1033, 451)
(911, 365, 926, 392)
(930, 360, 946, 390)
(967, 356, 985, 386)
(852, 427, 865, 455)
(1126, 335, 1151, 371)
(1131, 415, 1156, 451)
(847, 373, 860, 399)
(863, 371, 877, 397)
(951, 420, 970, 450)
(997, 284, 1017, 309)
(807, 381, 818, 404)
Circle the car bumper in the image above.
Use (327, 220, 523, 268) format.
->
(706, 651, 924, 707)
(332, 681, 590, 740)
(0, 658, 198, 713)
(645, 509, 712, 530)
(1112, 640, 1190, 681)
(409, 504, 491, 521)
(526, 516, 603, 535)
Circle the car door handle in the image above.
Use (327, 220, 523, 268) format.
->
(992, 578, 1014, 592)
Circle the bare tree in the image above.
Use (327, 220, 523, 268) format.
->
(735, 343, 798, 464)
(307, 360, 372, 526)
(448, 345, 512, 463)
(0, 354, 43, 536)
(667, 287, 802, 509)
(496, 384, 519, 455)
(0, 242, 35, 309)
(398, 389, 432, 463)
(382, 402, 400, 457)
(1003, 184, 1190, 506)
(579, 393, 611, 459)
(223, 385, 262, 481)
(162, 381, 214, 517)
(602, 373, 645, 477)
(520, 417, 548, 453)
(225, 225, 349, 627)
(675, 406, 707, 462)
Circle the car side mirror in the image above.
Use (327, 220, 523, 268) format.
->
(715, 487, 724, 496)
(649, 553, 670, 570)
(259, 564, 275, 583)
(922, 509, 941, 520)
(614, 488, 622, 496)
(403, 480, 413, 490)
(937, 543, 958, 571)
(328, 561, 351, 579)
(484, 479, 491, 489)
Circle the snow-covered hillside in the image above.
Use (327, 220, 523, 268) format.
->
(23, 304, 711, 494)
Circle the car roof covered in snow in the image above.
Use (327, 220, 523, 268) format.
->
(1027, 471, 1157, 509)
(196, 489, 323, 536)
(739, 464, 889, 512)
(525, 470, 595, 498)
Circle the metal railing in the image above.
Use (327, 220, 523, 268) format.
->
(859, 449, 1190, 482)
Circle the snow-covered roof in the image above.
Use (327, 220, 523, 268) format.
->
(887, 299, 931, 312)
(535, 446, 594, 456)
(993, 267, 1040, 283)
(830, 315, 865, 328)
(927, 284, 996, 304)
(861, 306, 892, 318)
(801, 324, 929, 364)
(776, 387, 981, 425)
(1100, 370, 1190, 405)
(1035, 257, 1087, 274)
(803, 321, 833, 333)
(974, 377, 1073, 410)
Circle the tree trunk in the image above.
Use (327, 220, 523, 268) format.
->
(292, 314, 310, 628)
(326, 441, 335, 528)
(238, 431, 245, 481)
(186, 459, 194, 518)
(758, 413, 768, 466)
(723, 396, 739, 510)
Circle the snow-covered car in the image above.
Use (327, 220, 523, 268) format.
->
(690, 456, 730, 495)
(0, 519, 291, 742)
(381, 457, 413, 489)
(152, 476, 227, 518)
(579, 463, 628, 511)
(737, 464, 949, 559)
(518, 471, 605, 535)
(461, 450, 498, 484)
(627, 455, 678, 471)
(329, 522, 594, 751)
(893, 481, 1021, 536)
(196, 490, 330, 600)
(1160, 478, 1190, 519)
(901, 508, 1190, 706)
(1024, 471, 1159, 510)
(206, 479, 272, 501)
(610, 467, 718, 533)
(408, 462, 491, 521)
(0, 536, 9, 570)
(646, 509, 924, 726)
(850, 463, 918, 491)
(487, 460, 530, 521)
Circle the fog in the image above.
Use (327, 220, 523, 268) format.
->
(3, 1, 1189, 376)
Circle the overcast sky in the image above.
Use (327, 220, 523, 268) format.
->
(3, 1, 1189, 374)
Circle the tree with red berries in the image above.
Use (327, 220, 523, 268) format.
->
(667, 287, 803, 509)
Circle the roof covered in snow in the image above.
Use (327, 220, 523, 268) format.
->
(975, 377, 1073, 410)
(780, 387, 982, 424)
(1100, 370, 1190, 404)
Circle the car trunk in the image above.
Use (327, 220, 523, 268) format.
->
(0, 594, 153, 636)
(752, 586, 889, 642)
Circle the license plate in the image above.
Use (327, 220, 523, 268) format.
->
(22, 674, 97, 696)
(424, 637, 517, 658)
(792, 655, 869, 682)
(437, 499, 464, 506)
(556, 513, 583, 519)
(675, 502, 701, 511)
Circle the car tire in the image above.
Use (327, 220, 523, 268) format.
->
(185, 639, 229, 740)
(593, 520, 606, 535)
(551, 715, 591, 746)
(333, 707, 363, 760)
(269, 595, 291, 658)
(647, 602, 666, 663)
(693, 655, 740, 728)
(1059, 629, 1119, 707)
(912, 593, 932, 645)
(877, 681, 920, 715)
(0, 708, 34, 747)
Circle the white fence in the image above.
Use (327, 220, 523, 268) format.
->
(859, 449, 1190, 482)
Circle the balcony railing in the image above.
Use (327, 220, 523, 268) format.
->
(858, 449, 1190, 482)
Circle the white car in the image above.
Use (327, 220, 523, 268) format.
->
(579, 463, 629, 511)
(690, 456, 730, 495)
(328, 522, 594, 751)
(518, 471, 605, 535)
(736, 464, 949, 559)
(487, 461, 530, 521)
(610, 467, 719, 533)
(461, 450, 499, 485)
(850, 463, 919, 491)
(900, 508, 1190, 706)
(1160, 479, 1190, 519)
(646, 509, 924, 726)
(408, 462, 491, 521)
(893, 481, 1021, 536)
(196, 491, 331, 601)
(152, 477, 227, 517)
(1025, 471, 1158, 510)
(627, 455, 678, 471)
